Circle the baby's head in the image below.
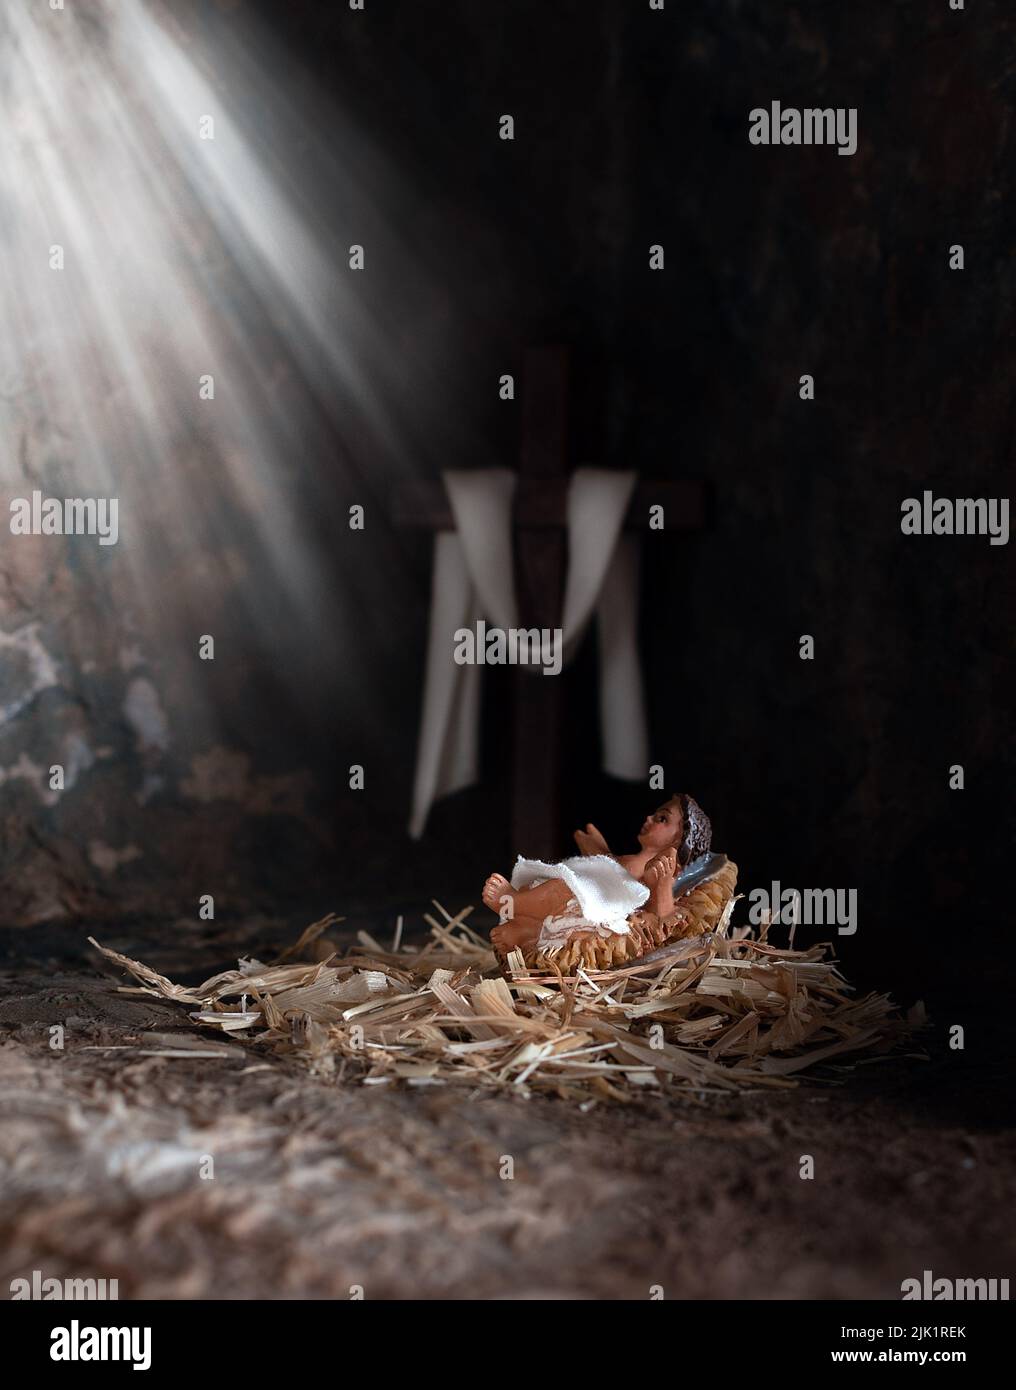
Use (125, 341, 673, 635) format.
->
(638, 793, 712, 866)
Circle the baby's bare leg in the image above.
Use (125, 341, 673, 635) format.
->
(487, 879, 576, 958)
(509, 878, 575, 917)
(483, 874, 576, 920)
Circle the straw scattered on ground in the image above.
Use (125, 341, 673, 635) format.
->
(89, 900, 923, 1103)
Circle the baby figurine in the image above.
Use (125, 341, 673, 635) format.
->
(483, 793, 737, 972)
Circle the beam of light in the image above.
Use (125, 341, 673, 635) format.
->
(0, 0, 440, 738)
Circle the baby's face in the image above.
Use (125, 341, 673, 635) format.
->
(638, 800, 683, 852)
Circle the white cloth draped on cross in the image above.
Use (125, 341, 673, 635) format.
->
(408, 467, 648, 838)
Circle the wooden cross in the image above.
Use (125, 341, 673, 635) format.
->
(394, 345, 707, 857)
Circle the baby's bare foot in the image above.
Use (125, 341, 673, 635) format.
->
(490, 918, 539, 953)
(482, 873, 514, 914)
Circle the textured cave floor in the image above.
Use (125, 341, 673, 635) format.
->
(0, 916, 1013, 1301)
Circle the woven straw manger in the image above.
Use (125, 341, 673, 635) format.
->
(89, 893, 921, 1103)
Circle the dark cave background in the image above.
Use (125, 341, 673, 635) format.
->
(1, 0, 1012, 1034)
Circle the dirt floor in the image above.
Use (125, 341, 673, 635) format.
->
(1, 916, 1014, 1301)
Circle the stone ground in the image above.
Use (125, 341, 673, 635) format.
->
(0, 915, 1013, 1301)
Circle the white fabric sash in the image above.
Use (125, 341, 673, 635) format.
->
(408, 467, 648, 838)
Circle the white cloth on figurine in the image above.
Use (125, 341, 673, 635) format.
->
(408, 467, 649, 839)
(511, 852, 649, 948)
